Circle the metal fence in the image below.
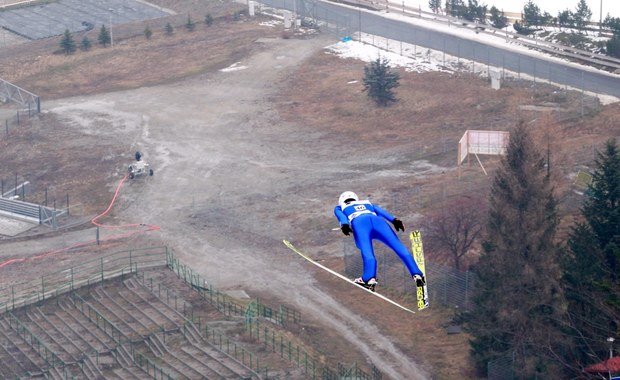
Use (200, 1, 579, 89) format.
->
(0, 172, 82, 230)
(0, 105, 38, 140)
(0, 246, 169, 313)
(0, 246, 384, 379)
(381, 0, 620, 71)
(355, 30, 608, 108)
(0, 78, 40, 111)
(256, 0, 614, 103)
(257, 0, 353, 36)
(0, 78, 40, 139)
(343, 240, 474, 310)
(487, 353, 515, 380)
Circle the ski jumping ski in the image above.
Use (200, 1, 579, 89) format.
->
(283, 239, 417, 314)
(410, 230, 429, 310)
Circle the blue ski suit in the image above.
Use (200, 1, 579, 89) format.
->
(334, 200, 423, 282)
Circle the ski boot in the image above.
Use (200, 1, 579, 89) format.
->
(413, 274, 425, 287)
(354, 277, 378, 292)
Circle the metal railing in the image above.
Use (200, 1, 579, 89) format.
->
(0, 78, 40, 112)
(344, 240, 474, 310)
(382, 1, 620, 70)
(0, 246, 168, 313)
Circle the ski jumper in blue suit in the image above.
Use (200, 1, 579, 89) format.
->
(334, 199, 423, 282)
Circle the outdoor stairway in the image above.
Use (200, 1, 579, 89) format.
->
(77, 276, 257, 379)
(0, 315, 57, 377)
(0, 271, 264, 379)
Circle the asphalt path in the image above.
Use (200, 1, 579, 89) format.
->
(264, 0, 620, 98)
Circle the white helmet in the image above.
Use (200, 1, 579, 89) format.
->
(338, 191, 359, 209)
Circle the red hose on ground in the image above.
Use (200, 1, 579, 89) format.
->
(0, 174, 160, 269)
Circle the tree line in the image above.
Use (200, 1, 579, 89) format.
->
(432, 122, 620, 378)
(428, 0, 620, 57)
(59, 13, 218, 55)
(361, 55, 619, 377)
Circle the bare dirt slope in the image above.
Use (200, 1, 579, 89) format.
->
(0, 16, 433, 380)
(2, 1, 620, 378)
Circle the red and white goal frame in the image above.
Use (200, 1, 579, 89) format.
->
(458, 130, 509, 175)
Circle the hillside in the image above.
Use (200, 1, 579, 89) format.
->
(0, 0, 619, 378)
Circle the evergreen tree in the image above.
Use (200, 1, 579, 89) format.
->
(363, 56, 400, 107)
(523, 0, 542, 27)
(446, 0, 466, 18)
(144, 25, 152, 40)
(464, 0, 487, 24)
(205, 13, 214, 26)
(573, 0, 592, 30)
(98, 25, 111, 47)
(60, 29, 76, 54)
(607, 34, 620, 58)
(489, 6, 508, 29)
(80, 36, 91, 51)
(557, 9, 575, 30)
(563, 139, 620, 368)
(164, 22, 174, 36)
(466, 122, 566, 378)
(604, 15, 620, 34)
(185, 14, 196, 32)
(429, 0, 442, 14)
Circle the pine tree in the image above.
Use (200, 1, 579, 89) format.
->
(362, 56, 400, 107)
(489, 6, 508, 29)
(144, 25, 152, 40)
(164, 22, 174, 36)
(98, 25, 111, 47)
(466, 122, 566, 378)
(574, 0, 592, 30)
(464, 0, 487, 24)
(205, 14, 214, 26)
(563, 139, 620, 368)
(557, 9, 575, 30)
(522, 0, 551, 27)
(185, 15, 196, 32)
(604, 15, 620, 34)
(429, 0, 442, 14)
(60, 29, 76, 54)
(80, 36, 91, 51)
(446, 0, 466, 18)
(608, 35, 620, 58)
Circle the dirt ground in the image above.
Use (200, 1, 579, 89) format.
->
(1, 0, 620, 378)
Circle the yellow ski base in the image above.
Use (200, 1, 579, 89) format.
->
(410, 231, 429, 310)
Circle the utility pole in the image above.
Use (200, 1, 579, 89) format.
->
(600, 0, 603, 32)
(108, 9, 114, 47)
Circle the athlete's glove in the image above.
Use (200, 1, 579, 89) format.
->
(392, 218, 404, 232)
(341, 224, 352, 236)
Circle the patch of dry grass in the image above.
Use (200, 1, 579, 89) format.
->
(276, 44, 620, 378)
(0, 18, 277, 99)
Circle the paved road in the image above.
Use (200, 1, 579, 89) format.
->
(264, 0, 620, 98)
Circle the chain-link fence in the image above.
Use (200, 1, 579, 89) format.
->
(257, 0, 353, 36)
(0, 105, 38, 140)
(256, 0, 616, 103)
(487, 353, 515, 380)
(355, 29, 607, 109)
(1, 77, 41, 139)
(339, 138, 608, 311)
(343, 239, 474, 309)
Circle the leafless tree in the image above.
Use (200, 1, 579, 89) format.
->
(422, 195, 485, 270)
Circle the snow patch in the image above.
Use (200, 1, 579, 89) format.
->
(221, 62, 248, 72)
